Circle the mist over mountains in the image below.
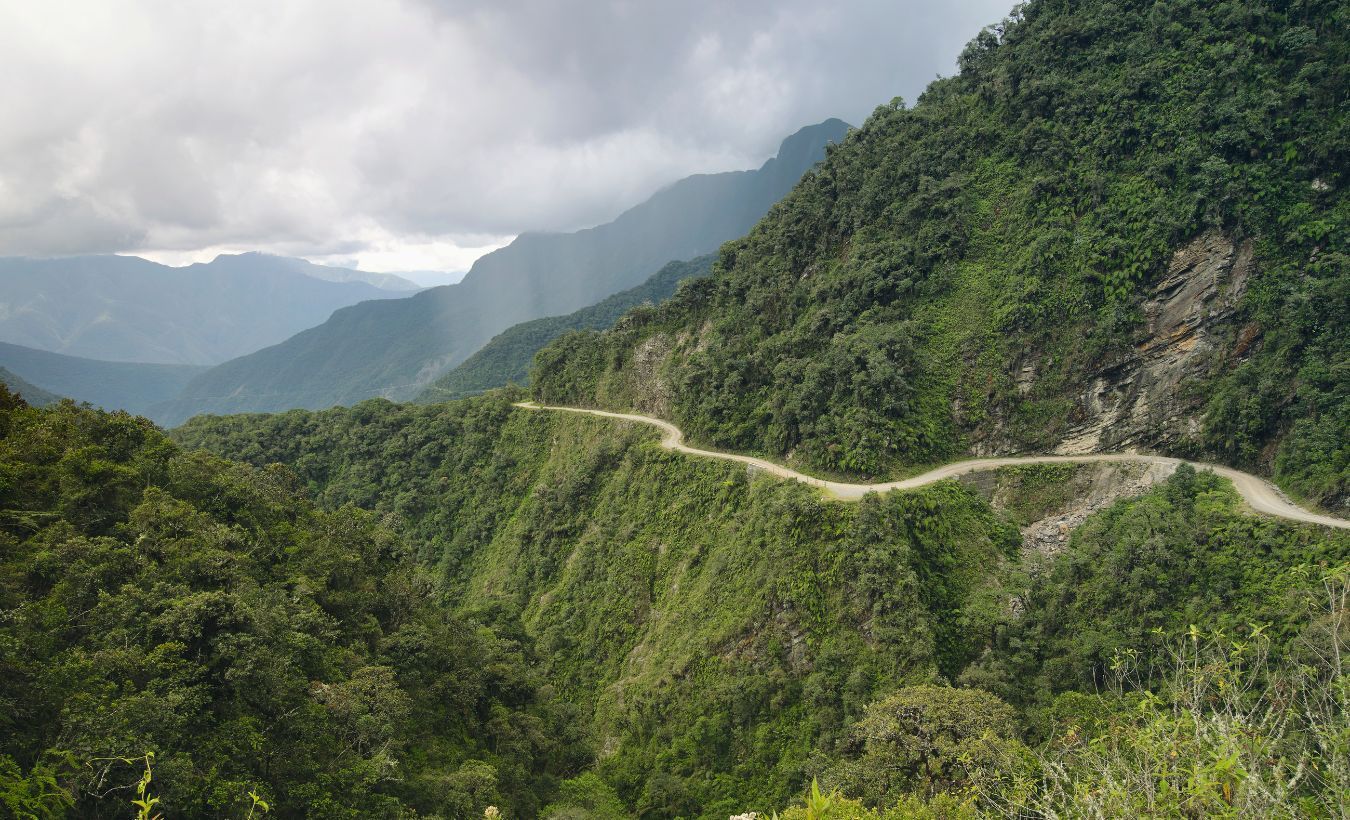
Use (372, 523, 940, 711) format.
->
(418, 254, 717, 403)
(157, 119, 850, 422)
(0, 340, 207, 415)
(0, 252, 419, 365)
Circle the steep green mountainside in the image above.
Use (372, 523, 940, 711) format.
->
(418, 255, 715, 403)
(0, 366, 60, 407)
(0, 389, 581, 818)
(12, 0, 1350, 816)
(157, 120, 850, 424)
(174, 394, 1348, 817)
(532, 0, 1348, 512)
(0, 340, 207, 417)
(0, 253, 417, 365)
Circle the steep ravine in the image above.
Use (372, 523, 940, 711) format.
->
(175, 393, 1349, 816)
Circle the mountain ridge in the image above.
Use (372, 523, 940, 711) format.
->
(12, 0, 1347, 816)
(530, 1, 1347, 512)
(0, 252, 419, 365)
(417, 254, 716, 402)
(159, 119, 850, 422)
(0, 340, 207, 416)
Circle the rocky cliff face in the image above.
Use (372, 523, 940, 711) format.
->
(1054, 232, 1254, 455)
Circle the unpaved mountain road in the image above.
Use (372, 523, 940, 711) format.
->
(514, 402, 1349, 530)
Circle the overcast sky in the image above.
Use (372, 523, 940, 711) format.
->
(0, 0, 1010, 275)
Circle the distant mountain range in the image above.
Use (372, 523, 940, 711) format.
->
(0, 252, 420, 365)
(0, 341, 207, 416)
(0, 366, 61, 407)
(158, 119, 850, 421)
(418, 254, 715, 403)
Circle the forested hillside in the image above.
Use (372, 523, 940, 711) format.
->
(0, 389, 582, 818)
(418, 255, 715, 403)
(8, 0, 1349, 817)
(160, 121, 849, 422)
(176, 394, 1349, 817)
(532, 0, 1348, 512)
(0, 367, 59, 407)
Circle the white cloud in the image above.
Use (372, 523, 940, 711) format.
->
(0, 0, 1011, 267)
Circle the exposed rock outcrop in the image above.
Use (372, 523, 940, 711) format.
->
(628, 333, 675, 418)
(1054, 231, 1254, 455)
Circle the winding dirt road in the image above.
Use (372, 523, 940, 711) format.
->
(514, 402, 1349, 530)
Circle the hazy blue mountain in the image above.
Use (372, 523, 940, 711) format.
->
(161, 119, 850, 421)
(418, 255, 715, 403)
(0, 366, 61, 407)
(202, 252, 422, 292)
(0, 253, 420, 365)
(0, 341, 207, 417)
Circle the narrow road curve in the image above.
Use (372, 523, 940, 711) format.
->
(514, 402, 1349, 530)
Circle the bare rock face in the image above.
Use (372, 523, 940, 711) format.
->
(619, 333, 674, 419)
(1054, 231, 1254, 455)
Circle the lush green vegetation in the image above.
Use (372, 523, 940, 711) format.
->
(10, 0, 1349, 816)
(418, 256, 715, 403)
(177, 394, 1347, 818)
(161, 121, 847, 422)
(0, 388, 583, 818)
(177, 395, 1022, 815)
(772, 581, 1350, 818)
(961, 465, 1349, 712)
(532, 0, 1347, 512)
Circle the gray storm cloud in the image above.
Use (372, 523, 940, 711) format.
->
(0, 0, 1010, 264)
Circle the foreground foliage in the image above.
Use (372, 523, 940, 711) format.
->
(770, 568, 1350, 818)
(0, 389, 582, 818)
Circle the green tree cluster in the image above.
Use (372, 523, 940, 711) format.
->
(0, 389, 583, 818)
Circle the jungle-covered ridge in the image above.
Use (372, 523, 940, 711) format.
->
(532, 0, 1347, 516)
(3, 0, 1348, 817)
(8, 389, 1345, 817)
(175, 392, 1349, 817)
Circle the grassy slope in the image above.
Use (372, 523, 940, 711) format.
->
(174, 396, 1019, 814)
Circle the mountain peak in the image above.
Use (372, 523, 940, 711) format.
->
(199, 251, 421, 292)
(767, 118, 851, 172)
